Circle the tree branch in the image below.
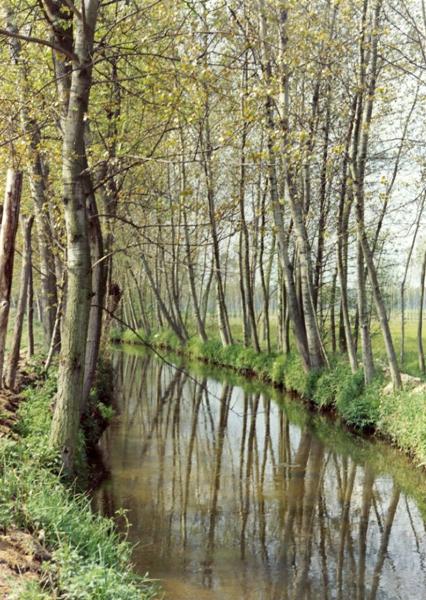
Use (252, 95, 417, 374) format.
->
(0, 27, 78, 62)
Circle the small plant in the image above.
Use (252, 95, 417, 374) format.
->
(97, 402, 115, 422)
(314, 361, 352, 408)
(379, 389, 426, 464)
(11, 580, 51, 600)
(271, 355, 286, 386)
(283, 354, 311, 396)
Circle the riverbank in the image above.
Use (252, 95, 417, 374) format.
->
(0, 359, 158, 599)
(116, 328, 426, 467)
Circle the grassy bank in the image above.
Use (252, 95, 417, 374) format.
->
(0, 360, 158, 600)
(116, 327, 426, 467)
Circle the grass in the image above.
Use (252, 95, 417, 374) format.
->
(0, 360, 158, 600)
(372, 317, 422, 377)
(5, 309, 46, 355)
(114, 322, 426, 466)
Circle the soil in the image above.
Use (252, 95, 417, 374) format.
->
(0, 530, 51, 598)
(0, 390, 19, 440)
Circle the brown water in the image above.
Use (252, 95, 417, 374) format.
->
(95, 349, 426, 600)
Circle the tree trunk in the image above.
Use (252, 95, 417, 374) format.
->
(356, 238, 374, 384)
(0, 169, 22, 386)
(418, 248, 426, 374)
(27, 247, 34, 358)
(45, 293, 63, 372)
(239, 64, 260, 352)
(82, 188, 106, 410)
(259, 2, 311, 370)
(352, 166, 401, 389)
(330, 268, 337, 354)
(204, 141, 233, 346)
(179, 128, 207, 342)
(49, 0, 100, 471)
(141, 252, 186, 343)
(5, 215, 34, 390)
(101, 282, 122, 350)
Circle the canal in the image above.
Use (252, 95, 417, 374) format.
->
(94, 348, 426, 599)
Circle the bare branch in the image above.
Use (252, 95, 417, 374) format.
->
(0, 27, 78, 62)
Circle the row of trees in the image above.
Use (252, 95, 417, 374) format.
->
(0, 0, 425, 469)
(117, 0, 426, 389)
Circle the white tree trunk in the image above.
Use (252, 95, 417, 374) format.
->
(0, 169, 22, 386)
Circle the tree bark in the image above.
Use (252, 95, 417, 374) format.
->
(82, 186, 106, 410)
(239, 60, 260, 352)
(0, 169, 22, 386)
(418, 248, 426, 374)
(27, 247, 34, 358)
(49, 0, 100, 471)
(259, 1, 311, 370)
(356, 237, 374, 384)
(5, 215, 34, 390)
(180, 128, 207, 342)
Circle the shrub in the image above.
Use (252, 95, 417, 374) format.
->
(271, 355, 286, 386)
(284, 354, 310, 396)
(234, 347, 258, 372)
(110, 326, 123, 341)
(187, 337, 204, 358)
(197, 339, 222, 363)
(314, 361, 352, 408)
(334, 370, 383, 430)
(219, 344, 244, 367)
(151, 329, 181, 350)
(334, 369, 364, 411)
(121, 329, 142, 344)
(251, 352, 276, 381)
(97, 402, 115, 421)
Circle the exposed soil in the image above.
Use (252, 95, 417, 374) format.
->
(0, 365, 39, 439)
(0, 530, 51, 598)
(0, 390, 19, 440)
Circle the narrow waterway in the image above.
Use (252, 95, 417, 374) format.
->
(94, 348, 426, 600)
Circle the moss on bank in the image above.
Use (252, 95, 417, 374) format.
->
(116, 327, 426, 467)
(0, 361, 158, 599)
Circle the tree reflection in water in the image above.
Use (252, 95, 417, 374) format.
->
(95, 353, 426, 600)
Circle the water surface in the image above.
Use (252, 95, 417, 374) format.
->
(95, 349, 426, 599)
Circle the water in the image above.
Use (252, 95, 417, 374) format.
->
(94, 349, 426, 600)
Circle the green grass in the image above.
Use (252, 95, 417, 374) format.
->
(5, 311, 46, 355)
(0, 362, 158, 600)
(371, 317, 422, 377)
(379, 387, 426, 464)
